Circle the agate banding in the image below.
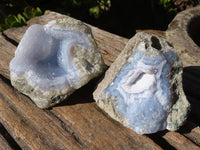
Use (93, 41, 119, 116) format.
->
(10, 18, 105, 108)
(93, 32, 190, 134)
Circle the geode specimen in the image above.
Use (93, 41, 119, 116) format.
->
(10, 18, 105, 108)
(93, 32, 190, 134)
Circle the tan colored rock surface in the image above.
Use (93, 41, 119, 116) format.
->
(166, 7, 200, 66)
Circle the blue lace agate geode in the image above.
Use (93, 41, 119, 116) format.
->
(10, 18, 105, 108)
(93, 32, 190, 134)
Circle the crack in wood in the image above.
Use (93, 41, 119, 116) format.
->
(0, 11, 200, 149)
(44, 110, 86, 149)
(0, 122, 22, 150)
(2, 32, 18, 47)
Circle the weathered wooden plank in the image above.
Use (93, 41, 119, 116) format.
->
(0, 130, 13, 150)
(2, 12, 200, 124)
(3, 26, 27, 44)
(0, 123, 22, 150)
(0, 11, 199, 149)
(4, 12, 128, 66)
(162, 131, 200, 150)
(0, 14, 161, 149)
(136, 29, 166, 38)
(0, 77, 84, 150)
(0, 34, 15, 79)
(2, 14, 164, 149)
(3, 12, 200, 69)
(0, 76, 162, 150)
(180, 121, 200, 146)
(50, 92, 161, 149)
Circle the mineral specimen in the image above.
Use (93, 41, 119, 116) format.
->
(93, 32, 190, 134)
(10, 18, 105, 108)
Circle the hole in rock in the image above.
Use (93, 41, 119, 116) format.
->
(145, 43, 149, 49)
(151, 36, 162, 50)
(188, 16, 200, 47)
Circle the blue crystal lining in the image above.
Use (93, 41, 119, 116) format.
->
(10, 24, 90, 90)
(104, 45, 177, 134)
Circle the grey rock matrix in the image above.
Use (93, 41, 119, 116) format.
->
(93, 32, 190, 134)
(10, 18, 106, 108)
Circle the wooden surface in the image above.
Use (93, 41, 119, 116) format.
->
(0, 12, 200, 149)
(0, 131, 12, 150)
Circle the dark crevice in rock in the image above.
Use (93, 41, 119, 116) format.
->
(151, 36, 162, 50)
(187, 15, 200, 47)
(145, 42, 149, 49)
(167, 41, 173, 48)
(2, 32, 18, 47)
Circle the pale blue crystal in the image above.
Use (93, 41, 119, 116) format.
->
(94, 33, 190, 134)
(10, 24, 90, 90)
(9, 18, 105, 108)
(104, 46, 176, 134)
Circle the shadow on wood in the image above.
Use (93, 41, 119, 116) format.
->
(183, 66, 200, 126)
(0, 11, 200, 149)
(53, 75, 105, 108)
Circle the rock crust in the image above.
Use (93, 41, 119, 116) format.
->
(10, 18, 105, 108)
(166, 6, 200, 66)
(93, 32, 190, 134)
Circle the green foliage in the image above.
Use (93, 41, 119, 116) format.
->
(158, 0, 200, 14)
(71, 0, 82, 6)
(89, 6, 101, 19)
(159, 0, 171, 7)
(0, 7, 43, 32)
(159, 0, 177, 13)
(89, 0, 111, 18)
(98, 0, 111, 7)
(66, 0, 111, 18)
(0, 14, 26, 32)
(23, 7, 42, 20)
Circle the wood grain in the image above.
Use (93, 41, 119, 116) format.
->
(0, 76, 162, 150)
(180, 121, 200, 146)
(0, 77, 83, 150)
(162, 131, 200, 150)
(3, 26, 27, 44)
(0, 131, 12, 150)
(0, 34, 15, 79)
(136, 29, 166, 38)
(0, 11, 200, 149)
(2, 12, 200, 71)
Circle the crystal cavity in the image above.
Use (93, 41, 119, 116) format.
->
(10, 18, 105, 108)
(93, 32, 190, 134)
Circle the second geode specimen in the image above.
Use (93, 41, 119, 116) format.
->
(10, 18, 105, 108)
(93, 32, 190, 134)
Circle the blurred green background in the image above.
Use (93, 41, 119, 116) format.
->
(0, 0, 199, 38)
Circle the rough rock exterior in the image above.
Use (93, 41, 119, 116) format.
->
(10, 18, 105, 108)
(93, 32, 190, 134)
(166, 6, 200, 66)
